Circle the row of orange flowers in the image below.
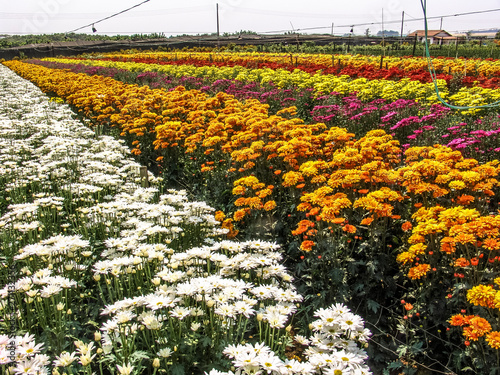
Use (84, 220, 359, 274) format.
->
(4, 59, 500, 352)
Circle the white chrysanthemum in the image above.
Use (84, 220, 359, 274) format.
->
(53, 352, 78, 367)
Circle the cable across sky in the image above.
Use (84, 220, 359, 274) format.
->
(66, 0, 151, 34)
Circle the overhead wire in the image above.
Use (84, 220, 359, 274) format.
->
(66, 0, 152, 34)
(420, 0, 500, 110)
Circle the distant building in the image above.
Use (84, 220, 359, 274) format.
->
(453, 29, 499, 39)
(407, 30, 453, 44)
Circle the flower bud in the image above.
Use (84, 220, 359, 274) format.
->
(152, 358, 160, 368)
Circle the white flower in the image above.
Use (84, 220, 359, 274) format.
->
(16, 340, 44, 358)
(117, 363, 134, 375)
(115, 310, 136, 324)
(145, 294, 177, 310)
(14, 358, 43, 375)
(214, 303, 236, 318)
(234, 301, 255, 318)
(294, 334, 310, 346)
(169, 306, 191, 320)
(157, 347, 172, 358)
(258, 353, 284, 374)
(53, 352, 78, 367)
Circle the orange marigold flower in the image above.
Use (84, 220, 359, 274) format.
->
(232, 185, 246, 195)
(463, 326, 481, 341)
(440, 237, 456, 254)
(449, 314, 469, 327)
(358, 189, 370, 194)
(234, 197, 247, 207)
(407, 264, 431, 280)
(342, 224, 356, 234)
(483, 238, 500, 251)
(456, 194, 475, 205)
(401, 221, 413, 232)
(300, 240, 315, 252)
(396, 251, 415, 265)
(360, 217, 374, 226)
(214, 211, 226, 222)
(297, 202, 312, 211)
(408, 234, 425, 244)
(332, 217, 346, 225)
(486, 331, 500, 349)
(274, 170, 282, 175)
(247, 197, 263, 209)
(468, 316, 492, 337)
(309, 207, 321, 216)
(408, 243, 426, 255)
(404, 303, 413, 311)
(454, 257, 470, 267)
(233, 209, 247, 222)
(454, 233, 476, 244)
(467, 285, 496, 308)
(263, 200, 277, 211)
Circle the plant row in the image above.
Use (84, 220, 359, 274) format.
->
(4, 59, 500, 373)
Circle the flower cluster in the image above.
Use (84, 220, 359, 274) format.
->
(209, 303, 371, 375)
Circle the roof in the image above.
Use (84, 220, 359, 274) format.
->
(407, 30, 452, 37)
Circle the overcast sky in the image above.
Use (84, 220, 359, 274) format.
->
(1, 0, 500, 36)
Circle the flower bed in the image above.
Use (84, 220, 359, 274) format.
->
(3, 54, 500, 374)
(0, 63, 372, 375)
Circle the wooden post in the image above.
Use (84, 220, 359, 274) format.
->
(140, 166, 149, 188)
(412, 34, 418, 56)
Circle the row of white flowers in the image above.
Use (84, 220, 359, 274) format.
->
(0, 63, 372, 375)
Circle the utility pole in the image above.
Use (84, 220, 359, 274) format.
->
(216, 3, 220, 50)
(400, 11, 404, 44)
(331, 22, 334, 36)
(440, 17, 443, 30)
(382, 8, 385, 56)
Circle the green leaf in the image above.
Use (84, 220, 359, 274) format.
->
(170, 364, 185, 375)
(366, 299, 380, 313)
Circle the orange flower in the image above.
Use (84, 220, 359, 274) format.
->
(332, 217, 346, 225)
(401, 221, 413, 232)
(342, 224, 356, 234)
(214, 210, 226, 222)
(467, 285, 496, 308)
(454, 257, 470, 268)
(449, 314, 470, 327)
(360, 217, 374, 226)
(407, 264, 431, 280)
(404, 303, 413, 311)
(233, 209, 247, 222)
(263, 200, 277, 211)
(468, 316, 492, 337)
(440, 237, 456, 254)
(300, 240, 315, 252)
(456, 194, 475, 205)
(483, 238, 500, 251)
(486, 331, 500, 349)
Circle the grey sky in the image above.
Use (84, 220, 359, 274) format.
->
(1, 0, 500, 36)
